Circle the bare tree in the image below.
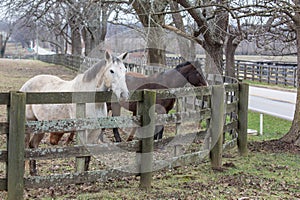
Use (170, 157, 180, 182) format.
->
(271, 0, 300, 146)
(162, 0, 229, 74)
(234, 0, 300, 146)
(169, 1, 196, 61)
(0, 22, 13, 58)
(129, 0, 169, 65)
(0, 0, 114, 56)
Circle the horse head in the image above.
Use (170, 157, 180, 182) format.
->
(102, 51, 129, 101)
(176, 61, 208, 87)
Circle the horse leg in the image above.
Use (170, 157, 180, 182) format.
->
(158, 126, 164, 140)
(87, 129, 102, 144)
(111, 103, 122, 142)
(126, 127, 137, 141)
(49, 132, 64, 145)
(24, 133, 31, 174)
(29, 133, 45, 176)
(65, 132, 75, 145)
(113, 128, 122, 142)
(154, 125, 164, 140)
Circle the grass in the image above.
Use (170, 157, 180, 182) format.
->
(43, 151, 299, 200)
(64, 111, 298, 199)
(247, 110, 292, 141)
(0, 59, 298, 199)
(33, 110, 299, 200)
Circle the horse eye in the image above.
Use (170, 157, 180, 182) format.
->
(110, 69, 114, 74)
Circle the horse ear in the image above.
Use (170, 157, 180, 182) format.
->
(118, 52, 128, 60)
(105, 51, 112, 62)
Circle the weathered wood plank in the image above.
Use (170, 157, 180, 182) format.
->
(0, 178, 7, 191)
(25, 116, 141, 135)
(24, 167, 138, 189)
(0, 93, 9, 105)
(25, 91, 143, 104)
(23, 136, 237, 190)
(24, 87, 211, 105)
(2, 109, 208, 138)
(209, 85, 225, 170)
(50, 138, 206, 183)
(7, 91, 26, 200)
(0, 110, 208, 135)
(237, 83, 249, 156)
(0, 131, 207, 162)
(139, 90, 156, 190)
(155, 109, 211, 125)
(25, 141, 140, 160)
(0, 117, 140, 135)
(155, 86, 211, 99)
(153, 149, 210, 170)
(75, 103, 89, 172)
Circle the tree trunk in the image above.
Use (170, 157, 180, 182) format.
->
(82, 6, 108, 56)
(146, 27, 166, 65)
(203, 43, 224, 75)
(132, 0, 168, 65)
(0, 33, 10, 58)
(82, 27, 94, 56)
(0, 34, 3, 58)
(280, 25, 300, 146)
(225, 35, 238, 78)
(70, 17, 82, 56)
(170, 1, 195, 61)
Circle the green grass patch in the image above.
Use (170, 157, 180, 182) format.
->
(55, 151, 299, 200)
(247, 111, 292, 141)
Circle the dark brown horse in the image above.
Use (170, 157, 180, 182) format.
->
(108, 61, 208, 142)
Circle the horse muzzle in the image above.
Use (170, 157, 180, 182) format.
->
(119, 90, 130, 101)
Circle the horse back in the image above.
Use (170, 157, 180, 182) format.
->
(20, 74, 70, 92)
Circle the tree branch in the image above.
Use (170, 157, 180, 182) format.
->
(162, 24, 203, 46)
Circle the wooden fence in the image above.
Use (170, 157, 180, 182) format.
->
(235, 60, 297, 87)
(0, 80, 249, 199)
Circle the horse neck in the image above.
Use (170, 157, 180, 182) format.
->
(73, 66, 107, 92)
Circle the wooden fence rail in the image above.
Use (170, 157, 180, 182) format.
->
(235, 60, 297, 87)
(0, 81, 249, 199)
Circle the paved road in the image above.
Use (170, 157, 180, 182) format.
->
(249, 86, 296, 121)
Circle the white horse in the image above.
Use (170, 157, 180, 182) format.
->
(20, 51, 129, 175)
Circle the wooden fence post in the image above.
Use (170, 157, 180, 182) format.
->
(7, 91, 26, 200)
(209, 85, 225, 170)
(75, 103, 90, 172)
(238, 82, 249, 156)
(138, 90, 156, 190)
(174, 97, 183, 156)
(243, 64, 247, 80)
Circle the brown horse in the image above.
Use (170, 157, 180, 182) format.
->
(108, 61, 208, 142)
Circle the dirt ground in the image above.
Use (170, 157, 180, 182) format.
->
(249, 139, 300, 154)
(0, 59, 299, 199)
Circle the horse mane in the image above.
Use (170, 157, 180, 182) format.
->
(82, 60, 106, 82)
